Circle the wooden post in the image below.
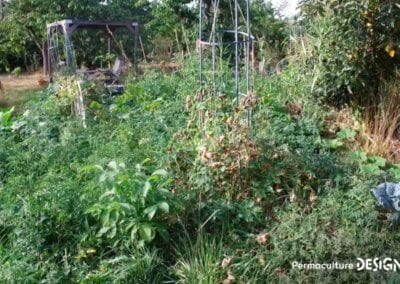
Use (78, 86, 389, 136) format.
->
(133, 24, 139, 75)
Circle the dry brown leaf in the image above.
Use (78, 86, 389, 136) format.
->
(275, 268, 285, 276)
(309, 191, 318, 204)
(221, 256, 232, 268)
(256, 232, 270, 245)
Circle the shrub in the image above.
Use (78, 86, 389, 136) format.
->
(300, 0, 400, 106)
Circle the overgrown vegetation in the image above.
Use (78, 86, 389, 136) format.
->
(0, 0, 400, 283)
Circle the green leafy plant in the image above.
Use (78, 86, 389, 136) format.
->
(86, 160, 174, 246)
(11, 66, 22, 77)
(323, 128, 357, 149)
(0, 106, 14, 130)
(347, 151, 387, 176)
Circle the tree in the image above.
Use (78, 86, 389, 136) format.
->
(251, 0, 288, 57)
(0, 20, 28, 71)
(145, 0, 197, 57)
(5, 0, 64, 74)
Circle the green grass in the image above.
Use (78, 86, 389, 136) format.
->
(172, 234, 225, 283)
(0, 89, 41, 112)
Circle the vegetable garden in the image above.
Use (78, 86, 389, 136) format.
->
(0, 0, 400, 282)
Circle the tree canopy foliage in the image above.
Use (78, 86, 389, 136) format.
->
(0, 0, 287, 72)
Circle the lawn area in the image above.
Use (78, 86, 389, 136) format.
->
(0, 73, 46, 111)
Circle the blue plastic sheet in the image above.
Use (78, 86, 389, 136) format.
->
(371, 182, 400, 221)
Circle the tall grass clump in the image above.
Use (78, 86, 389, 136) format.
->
(172, 234, 225, 284)
(358, 71, 400, 161)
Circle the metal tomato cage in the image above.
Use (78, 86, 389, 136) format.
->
(198, 0, 254, 190)
(46, 20, 139, 86)
(198, 0, 253, 107)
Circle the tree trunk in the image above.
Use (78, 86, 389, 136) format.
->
(25, 28, 47, 75)
(41, 44, 48, 75)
